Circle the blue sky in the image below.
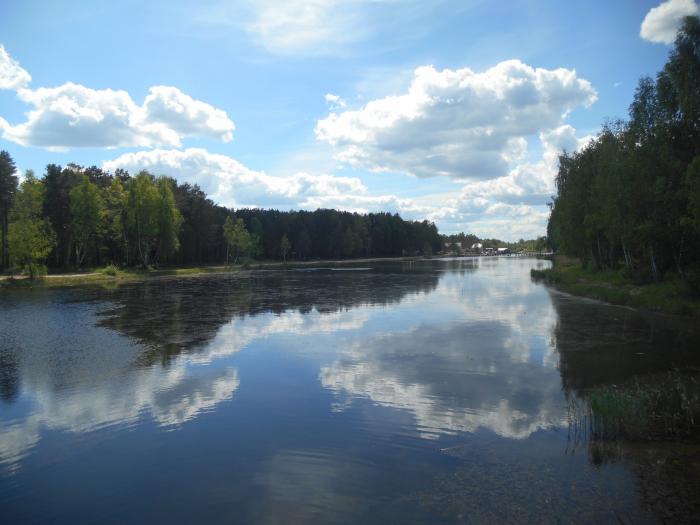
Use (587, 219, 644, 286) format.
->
(0, 0, 696, 239)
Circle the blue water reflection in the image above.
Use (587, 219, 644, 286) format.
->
(1, 257, 698, 523)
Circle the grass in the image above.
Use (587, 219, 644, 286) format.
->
(0, 264, 238, 289)
(531, 256, 700, 316)
(568, 371, 700, 443)
(0, 255, 423, 289)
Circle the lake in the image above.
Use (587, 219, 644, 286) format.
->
(1, 257, 699, 524)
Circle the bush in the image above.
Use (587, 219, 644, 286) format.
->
(22, 263, 48, 279)
(100, 264, 120, 277)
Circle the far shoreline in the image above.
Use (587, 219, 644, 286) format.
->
(0, 253, 552, 290)
(0, 255, 427, 289)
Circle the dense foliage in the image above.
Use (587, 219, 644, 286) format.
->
(0, 155, 443, 273)
(548, 16, 700, 288)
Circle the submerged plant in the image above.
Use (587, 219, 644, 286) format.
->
(571, 372, 700, 443)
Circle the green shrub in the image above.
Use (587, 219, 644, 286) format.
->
(100, 264, 120, 277)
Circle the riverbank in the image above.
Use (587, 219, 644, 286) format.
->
(531, 256, 700, 317)
(0, 255, 425, 289)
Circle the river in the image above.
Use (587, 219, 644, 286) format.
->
(1, 257, 699, 523)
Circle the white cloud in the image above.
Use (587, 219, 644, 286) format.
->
(1, 82, 234, 150)
(453, 124, 592, 205)
(246, 0, 363, 55)
(102, 147, 412, 213)
(408, 124, 593, 238)
(324, 92, 347, 109)
(142, 86, 234, 142)
(102, 137, 584, 239)
(315, 60, 597, 180)
(193, 0, 438, 57)
(0, 44, 31, 90)
(640, 0, 699, 44)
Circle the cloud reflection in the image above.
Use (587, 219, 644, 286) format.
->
(0, 303, 370, 472)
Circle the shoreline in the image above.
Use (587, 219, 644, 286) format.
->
(0, 255, 428, 289)
(531, 257, 700, 318)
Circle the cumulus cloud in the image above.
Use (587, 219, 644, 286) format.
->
(101, 136, 581, 239)
(406, 124, 592, 239)
(0, 44, 31, 90)
(315, 60, 597, 180)
(0, 47, 234, 150)
(640, 0, 699, 44)
(1, 83, 234, 150)
(453, 124, 593, 206)
(103, 147, 412, 213)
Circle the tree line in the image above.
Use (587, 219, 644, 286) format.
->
(547, 16, 700, 289)
(440, 231, 548, 253)
(0, 155, 444, 276)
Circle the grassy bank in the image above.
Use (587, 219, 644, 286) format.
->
(0, 264, 232, 289)
(531, 256, 700, 316)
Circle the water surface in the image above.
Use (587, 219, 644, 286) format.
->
(1, 258, 699, 523)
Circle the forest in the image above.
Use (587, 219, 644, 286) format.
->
(547, 16, 700, 290)
(0, 154, 444, 277)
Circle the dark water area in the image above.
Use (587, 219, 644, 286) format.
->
(1, 257, 699, 524)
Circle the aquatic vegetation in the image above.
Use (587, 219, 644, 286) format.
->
(569, 372, 700, 442)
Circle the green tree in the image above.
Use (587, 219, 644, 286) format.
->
(126, 172, 182, 268)
(154, 177, 183, 264)
(70, 176, 104, 268)
(102, 177, 129, 264)
(341, 227, 360, 257)
(8, 171, 55, 279)
(0, 150, 19, 271)
(223, 217, 251, 264)
(126, 171, 160, 268)
(685, 156, 700, 235)
(280, 234, 291, 263)
(43, 164, 81, 268)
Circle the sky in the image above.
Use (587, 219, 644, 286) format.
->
(0, 0, 697, 240)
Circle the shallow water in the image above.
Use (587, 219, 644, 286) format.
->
(1, 257, 699, 524)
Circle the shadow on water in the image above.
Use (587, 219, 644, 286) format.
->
(547, 290, 700, 524)
(550, 290, 700, 394)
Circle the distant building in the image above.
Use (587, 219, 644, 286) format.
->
(497, 247, 511, 255)
(471, 243, 483, 250)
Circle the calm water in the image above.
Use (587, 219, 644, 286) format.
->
(1, 257, 699, 524)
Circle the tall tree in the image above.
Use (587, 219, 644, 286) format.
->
(223, 217, 251, 264)
(8, 171, 55, 279)
(102, 177, 129, 265)
(126, 171, 160, 268)
(280, 234, 291, 263)
(43, 164, 81, 268)
(70, 176, 104, 268)
(154, 177, 183, 264)
(0, 151, 19, 271)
